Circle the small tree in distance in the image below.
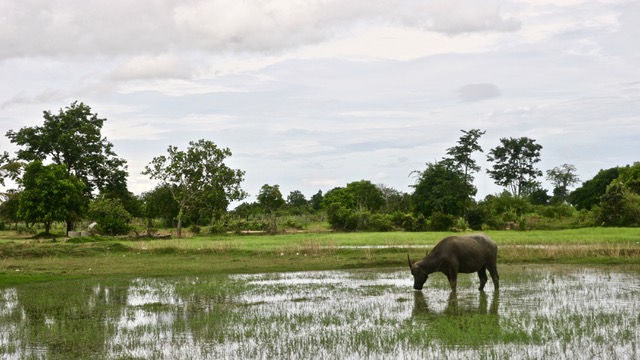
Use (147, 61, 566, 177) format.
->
(258, 184, 286, 233)
(546, 164, 580, 204)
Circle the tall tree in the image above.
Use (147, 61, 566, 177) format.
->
(142, 139, 246, 238)
(18, 161, 86, 235)
(6, 101, 128, 195)
(486, 137, 543, 197)
(546, 164, 580, 204)
(257, 184, 286, 233)
(442, 129, 486, 183)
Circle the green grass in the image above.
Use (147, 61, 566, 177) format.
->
(0, 228, 639, 286)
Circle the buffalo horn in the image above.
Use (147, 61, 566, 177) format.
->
(407, 254, 412, 269)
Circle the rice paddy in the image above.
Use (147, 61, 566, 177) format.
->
(1, 264, 639, 359)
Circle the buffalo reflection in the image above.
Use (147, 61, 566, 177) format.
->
(412, 290, 499, 317)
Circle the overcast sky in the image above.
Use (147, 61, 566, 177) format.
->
(1, 0, 639, 204)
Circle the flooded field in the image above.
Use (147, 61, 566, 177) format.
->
(1, 264, 639, 359)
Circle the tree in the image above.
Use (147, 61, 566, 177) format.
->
(141, 184, 180, 228)
(6, 101, 128, 195)
(18, 161, 86, 235)
(345, 180, 385, 212)
(0, 190, 21, 227)
(257, 184, 286, 233)
(6, 102, 129, 231)
(286, 190, 308, 214)
(616, 162, 640, 194)
(546, 164, 580, 204)
(142, 139, 247, 237)
(322, 181, 385, 231)
(596, 182, 640, 227)
(412, 162, 475, 218)
(486, 137, 543, 197)
(377, 184, 412, 213)
(309, 190, 324, 212)
(569, 167, 620, 210)
(442, 129, 486, 183)
(0, 151, 22, 192)
(287, 190, 308, 208)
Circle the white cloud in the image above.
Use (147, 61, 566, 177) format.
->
(0, 0, 521, 59)
(1, 0, 639, 202)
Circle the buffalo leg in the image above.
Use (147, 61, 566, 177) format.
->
(448, 272, 458, 291)
(488, 263, 500, 290)
(478, 267, 488, 291)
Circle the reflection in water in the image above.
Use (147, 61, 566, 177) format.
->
(412, 290, 499, 316)
(0, 265, 639, 359)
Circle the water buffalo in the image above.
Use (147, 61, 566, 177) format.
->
(408, 233, 499, 292)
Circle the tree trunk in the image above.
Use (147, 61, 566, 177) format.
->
(176, 208, 183, 238)
(44, 221, 51, 235)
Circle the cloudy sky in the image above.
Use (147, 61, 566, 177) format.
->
(1, 0, 639, 204)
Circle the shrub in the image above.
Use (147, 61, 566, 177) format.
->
(365, 213, 394, 232)
(88, 198, 132, 235)
(429, 212, 456, 231)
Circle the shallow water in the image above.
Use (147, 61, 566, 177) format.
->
(1, 264, 639, 359)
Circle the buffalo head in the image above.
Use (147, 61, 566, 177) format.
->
(407, 254, 428, 290)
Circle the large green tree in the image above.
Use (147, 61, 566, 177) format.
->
(412, 162, 475, 218)
(569, 167, 620, 210)
(18, 161, 86, 235)
(142, 139, 247, 237)
(486, 137, 543, 197)
(6, 101, 128, 195)
(6, 102, 129, 230)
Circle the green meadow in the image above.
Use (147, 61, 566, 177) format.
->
(1, 228, 639, 285)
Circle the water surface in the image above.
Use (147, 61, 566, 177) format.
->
(1, 264, 638, 359)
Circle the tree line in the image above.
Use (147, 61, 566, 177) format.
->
(1, 102, 639, 237)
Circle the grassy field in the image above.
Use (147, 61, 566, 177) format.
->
(1, 228, 639, 287)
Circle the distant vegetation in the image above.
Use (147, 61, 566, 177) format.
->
(1, 102, 639, 236)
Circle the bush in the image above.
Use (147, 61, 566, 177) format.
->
(88, 198, 132, 235)
(326, 204, 359, 231)
(365, 213, 394, 232)
(595, 182, 640, 227)
(465, 207, 484, 231)
(428, 212, 456, 231)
